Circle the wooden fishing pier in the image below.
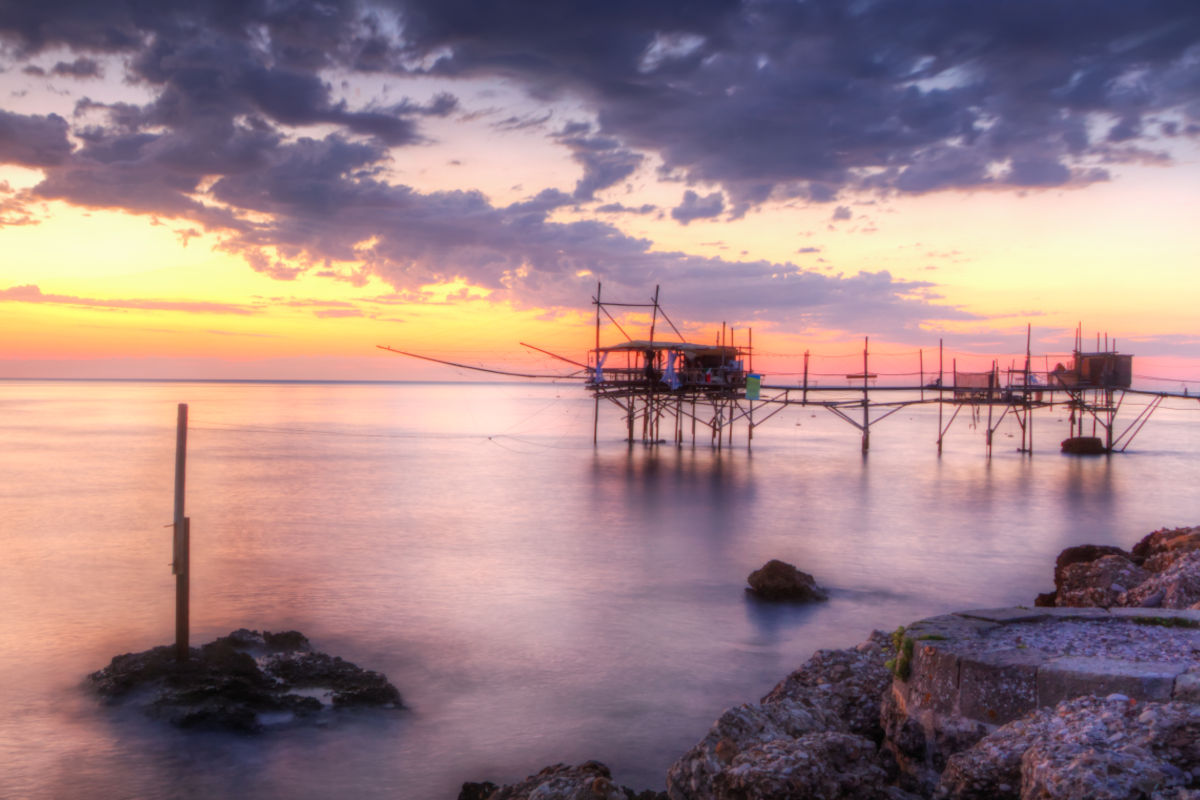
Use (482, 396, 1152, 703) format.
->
(379, 286, 1195, 455)
(582, 286, 1191, 455)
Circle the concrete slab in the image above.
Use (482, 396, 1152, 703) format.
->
(1037, 657, 1186, 707)
(1034, 607, 1113, 621)
(1108, 608, 1200, 624)
(955, 608, 1049, 624)
(958, 648, 1043, 725)
(905, 640, 960, 716)
(1174, 667, 1200, 702)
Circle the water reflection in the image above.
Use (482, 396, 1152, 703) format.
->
(3, 382, 1199, 800)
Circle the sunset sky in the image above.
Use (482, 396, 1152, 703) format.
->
(1, 0, 1198, 384)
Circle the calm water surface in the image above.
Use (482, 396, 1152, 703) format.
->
(1, 380, 1197, 799)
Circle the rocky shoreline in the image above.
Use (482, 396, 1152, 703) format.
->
(462, 526, 1200, 799)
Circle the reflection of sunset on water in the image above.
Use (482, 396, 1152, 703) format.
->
(1, 380, 1197, 796)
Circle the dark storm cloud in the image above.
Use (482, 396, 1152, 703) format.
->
(397, 0, 1200, 203)
(0, 110, 72, 166)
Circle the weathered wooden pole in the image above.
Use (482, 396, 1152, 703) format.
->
(172, 403, 190, 662)
(593, 282, 601, 445)
(986, 361, 996, 457)
(937, 340, 944, 455)
(861, 337, 870, 452)
(802, 350, 810, 405)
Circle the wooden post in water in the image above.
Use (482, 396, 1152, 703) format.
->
(593, 282, 601, 445)
(172, 403, 190, 663)
(802, 350, 810, 405)
(861, 337, 870, 452)
(937, 340, 944, 455)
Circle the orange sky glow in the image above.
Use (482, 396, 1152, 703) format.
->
(2, 5, 1198, 389)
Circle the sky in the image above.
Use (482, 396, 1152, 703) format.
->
(1, 0, 1198, 384)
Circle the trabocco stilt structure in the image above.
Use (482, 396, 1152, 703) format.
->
(379, 285, 1197, 455)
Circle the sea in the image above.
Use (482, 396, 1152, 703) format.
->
(1, 379, 1197, 799)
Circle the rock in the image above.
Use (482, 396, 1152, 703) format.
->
(667, 632, 895, 799)
(1132, 527, 1200, 572)
(262, 651, 402, 707)
(761, 631, 896, 742)
(458, 782, 500, 800)
(1054, 545, 1132, 586)
(881, 682, 991, 796)
(457, 761, 661, 800)
(711, 732, 895, 800)
(1055, 555, 1149, 608)
(1060, 436, 1107, 455)
(746, 559, 829, 602)
(937, 695, 1200, 800)
(1033, 591, 1057, 607)
(1118, 551, 1200, 610)
(88, 629, 402, 732)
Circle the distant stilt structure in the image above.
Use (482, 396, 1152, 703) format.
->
(380, 288, 1194, 455)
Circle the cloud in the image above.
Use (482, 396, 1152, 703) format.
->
(671, 189, 724, 224)
(397, 0, 1200, 203)
(596, 202, 657, 214)
(0, 284, 258, 314)
(553, 125, 645, 201)
(0, 109, 73, 167)
(51, 57, 101, 78)
(2, 0, 1194, 340)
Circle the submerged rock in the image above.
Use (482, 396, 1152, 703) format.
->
(88, 629, 402, 732)
(746, 559, 829, 602)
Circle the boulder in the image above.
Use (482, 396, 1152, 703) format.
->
(1060, 436, 1107, 455)
(1054, 545, 1132, 586)
(1132, 526, 1200, 572)
(937, 695, 1200, 800)
(88, 629, 402, 732)
(1055, 555, 1149, 608)
(457, 762, 664, 800)
(746, 559, 829, 602)
(1118, 551, 1200, 610)
(711, 731, 897, 800)
(761, 634, 896, 742)
(666, 632, 896, 800)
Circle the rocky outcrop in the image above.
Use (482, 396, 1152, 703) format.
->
(89, 629, 402, 732)
(457, 762, 665, 800)
(1121, 552, 1200, 610)
(1056, 555, 1150, 608)
(665, 632, 899, 799)
(472, 527, 1200, 800)
(746, 559, 829, 602)
(1132, 527, 1200, 570)
(937, 695, 1200, 799)
(1038, 527, 1200, 611)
